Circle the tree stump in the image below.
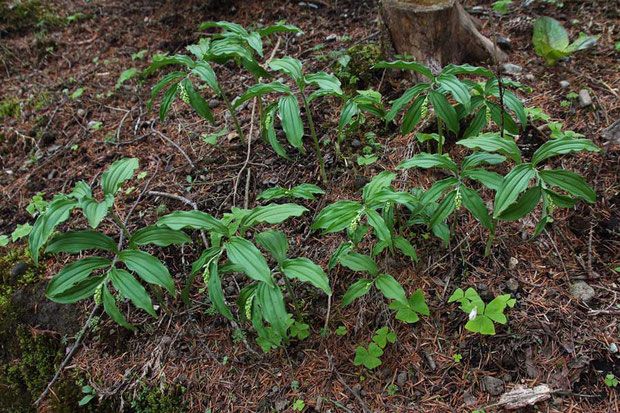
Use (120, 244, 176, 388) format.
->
(381, 0, 507, 75)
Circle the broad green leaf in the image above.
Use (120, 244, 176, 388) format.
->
(101, 158, 139, 196)
(462, 169, 504, 191)
(45, 230, 117, 254)
(544, 188, 578, 208)
(46, 257, 110, 298)
(234, 82, 291, 109)
(394, 236, 418, 263)
(29, 196, 78, 264)
(281, 257, 331, 296)
(311, 201, 363, 233)
(269, 57, 303, 83)
(493, 163, 535, 217)
(338, 100, 358, 135)
(531, 139, 600, 166)
(463, 107, 487, 138)
(186, 38, 210, 60)
(49, 276, 104, 304)
(305, 72, 344, 98)
(373, 60, 434, 80)
(328, 242, 353, 271)
(159, 81, 179, 122)
(191, 61, 220, 93)
(341, 278, 373, 306)
(362, 171, 397, 204)
(103, 284, 135, 331)
(441, 64, 494, 77)
(198, 21, 248, 35)
(465, 314, 495, 335)
(257, 23, 302, 37)
(225, 237, 273, 284)
(255, 229, 288, 263)
(488, 101, 519, 134)
(401, 95, 426, 135)
(365, 208, 392, 247)
(70, 181, 92, 200)
(148, 71, 186, 110)
(428, 90, 459, 133)
(354, 343, 383, 369)
(462, 152, 506, 170)
(290, 184, 325, 200)
(206, 261, 233, 320)
(181, 78, 214, 123)
(538, 170, 595, 202)
(256, 282, 288, 339)
(397, 153, 457, 173)
(429, 190, 457, 228)
(384, 83, 431, 122)
(458, 133, 521, 164)
(461, 186, 493, 230)
(156, 210, 228, 234)
(143, 55, 194, 77)
(278, 94, 304, 149)
(375, 273, 408, 306)
(116, 68, 137, 89)
(339, 252, 378, 276)
(420, 177, 458, 204)
(437, 73, 471, 112)
(119, 250, 175, 294)
(533, 17, 574, 65)
(129, 226, 191, 247)
(208, 37, 253, 61)
(496, 185, 541, 221)
(262, 102, 291, 160)
(485, 294, 515, 324)
(79, 195, 113, 229)
(11, 223, 32, 242)
(410, 289, 430, 315)
(109, 268, 156, 317)
(503, 90, 527, 128)
(241, 203, 308, 230)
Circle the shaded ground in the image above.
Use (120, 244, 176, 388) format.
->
(0, 0, 618, 411)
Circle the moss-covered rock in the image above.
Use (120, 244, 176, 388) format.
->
(335, 42, 383, 91)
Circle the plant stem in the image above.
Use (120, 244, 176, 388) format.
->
(437, 117, 444, 154)
(221, 89, 247, 146)
(282, 273, 303, 322)
(300, 93, 328, 184)
(485, 220, 497, 257)
(111, 213, 131, 242)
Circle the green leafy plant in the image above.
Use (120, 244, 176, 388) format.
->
(546, 121, 584, 140)
(145, 21, 301, 146)
(116, 68, 138, 89)
(27, 158, 184, 330)
(354, 327, 396, 369)
(257, 183, 324, 201)
(492, 0, 512, 14)
(448, 288, 515, 335)
(335, 325, 347, 336)
(292, 399, 306, 411)
(604, 373, 618, 388)
(533, 17, 598, 65)
(338, 89, 386, 158)
(234, 56, 344, 182)
(156, 203, 331, 352)
(375, 62, 526, 150)
(453, 353, 462, 363)
(79, 385, 97, 406)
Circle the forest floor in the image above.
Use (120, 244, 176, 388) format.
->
(0, 0, 619, 412)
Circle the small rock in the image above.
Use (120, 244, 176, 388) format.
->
(10, 262, 28, 280)
(208, 99, 221, 109)
(483, 375, 505, 396)
(571, 281, 595, 303)
(501, 63, 523, 75)
(77, 108, 85, 117)
(325, 34, 337, 42)
(559, 80, 570, 88)
(161, 335, 172, 345)
(578, 89, 592, 107)
(508, 256, 518, 270)
(609, 343, 618, 354)
(225, 285, 236, 295)
(351, 139, 362, 148)
(603, 118, 620, 146)
(496, 37, 511, 50)
(502, 373, 513, 383)
(354, 176, 369, 189)
(274, 400, 288, 411)
(525, 74, 535, 81)
(506, 278, 519, 293)
(397, 371, 407, 387)
(463, 391, 477, 406)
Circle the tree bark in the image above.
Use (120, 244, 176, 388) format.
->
(381, 0, 507, 75)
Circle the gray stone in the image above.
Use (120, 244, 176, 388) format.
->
(559, 80, 570, 88)
(501, 63, 523, 75)
(77, 108, 85, 117)
(571, 281, 595, 303)
(609, 343, 618, 354)
(161, 335, 172, 345)
(509, 256, 518, 270)
(603, 117, 620, 146)
(506, 278, 519, 293)
(351, 139, 362, 148)
(483, 375, 505, 396)
(496, 37, 511, 50)
(325, 34, 338, 42)
(397, 371, 407, 387)
(578, 89, 592, 107)
(10, 262, 28, 280)
(208, 99, 221, 109)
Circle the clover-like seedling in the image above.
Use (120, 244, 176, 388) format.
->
(354, 342, 384, 369)
(372, 327, 396, 348)
(448, 288, 515, 335)
(604, 374, 618, 388)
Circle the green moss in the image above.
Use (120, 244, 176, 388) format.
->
(0, 0, 62, 35)
(0, 98, 21, 120)
(335, 42, 383, 91)
(129, 382, 187, 413)
(31, 91, 52, 112)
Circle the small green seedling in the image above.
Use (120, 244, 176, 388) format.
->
(448, 288, 515, 335)
(453, 353, 462, 363)
(258, 184, 324, 201)
(354, 327, 396, 369)
(292, 399, 306, 411)
(533, 17, 598, 65)
(79, 385, 97, 406)
(335, 325, 347, 336)
(604, 373, 618, 388)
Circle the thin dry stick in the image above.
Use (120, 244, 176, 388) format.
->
(232, 99, 256, 206)
(150, 127, 195, 168)
(328, 353, 372, 413)
(544, 228, 571, 285)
